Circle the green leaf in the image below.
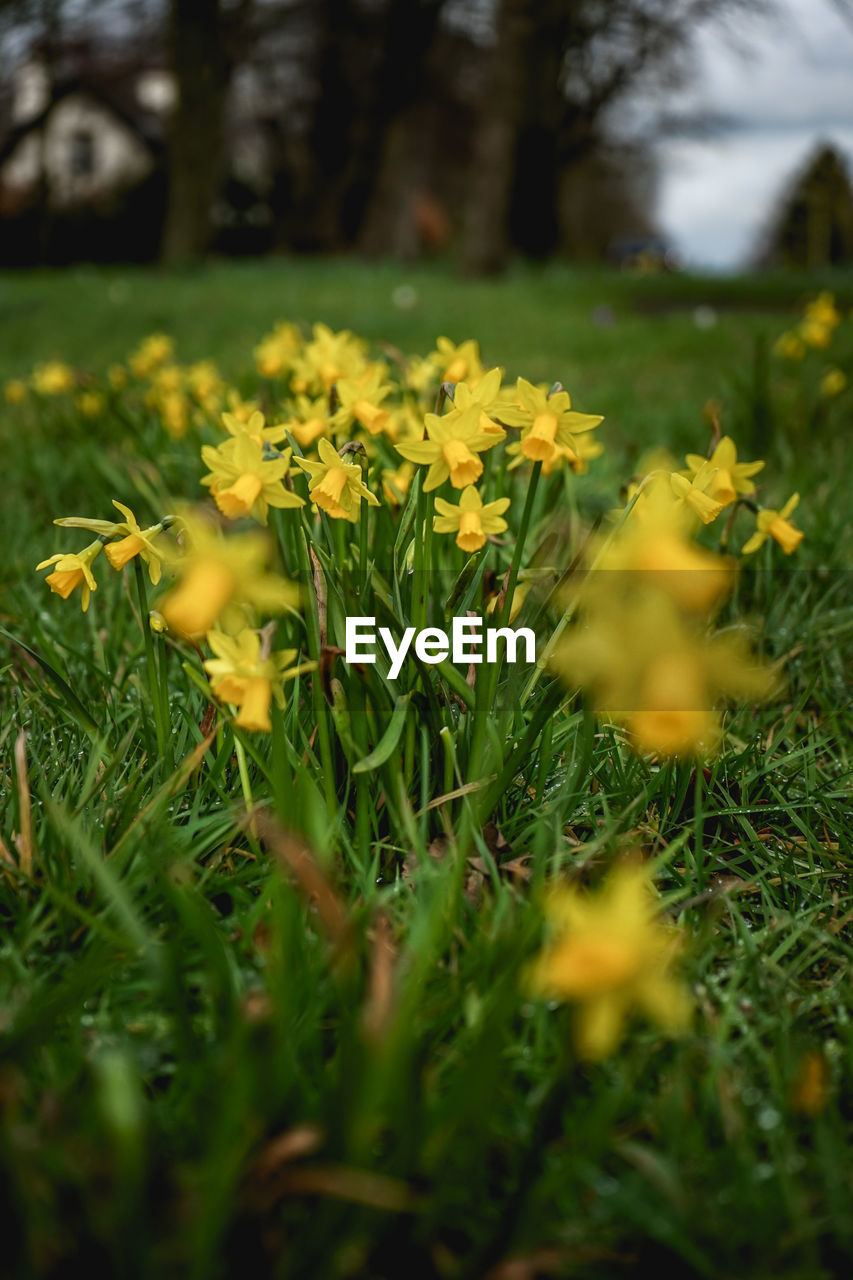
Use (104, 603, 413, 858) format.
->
(352, 692, 412, 774)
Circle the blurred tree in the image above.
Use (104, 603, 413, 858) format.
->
(756, 143, 853, 269)
(161, 0, 230, 263)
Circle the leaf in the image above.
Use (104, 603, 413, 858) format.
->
(0, 625, 101, 736)
(352, 693, 411, 774)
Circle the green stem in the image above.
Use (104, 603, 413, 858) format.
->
(297, 526, 338, 819)
(134, 559, 168, 764)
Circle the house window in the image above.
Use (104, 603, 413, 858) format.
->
(69, 130, 94, 177)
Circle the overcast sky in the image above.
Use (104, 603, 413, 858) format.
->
(655, 0, 853, 268)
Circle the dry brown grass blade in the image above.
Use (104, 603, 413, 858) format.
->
(362, 912, 397, 1042)
(264, 1164, 414, 1213)
(251, 1125, 324, 1183)
(13, 730, 33, 877)
(253, 812, 351, 952)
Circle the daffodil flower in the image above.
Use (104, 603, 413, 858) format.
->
(497, 377, 602, 466)
(290, 322, 368, 394)
(294, 438, 381, 521)
(159, 515, 299, 638)
(451, 367, 507, 437)
(528, 863, 691, 1060)
(332, 366, 394, 436)
(430, 336, 483, 386)
(681, 436, 764, 507)
(32, 362, 75, 395)
(36, 539, 103, 611)
(220, 409, 288, 447)
(433, 485, 510, 552)
(280, 395, 330, 449)
(669, 462, 724, 524)
(203, 628, 315, 732)
(54, 501, 168, 585)
(201, 435, 304, 524)
(742, 493, 804, 555)
(254, 321, 302, 378)
(395, 403, 500, 491)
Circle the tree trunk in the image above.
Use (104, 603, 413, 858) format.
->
(460, 0, 530, 276)
(161, 0, 230, 265)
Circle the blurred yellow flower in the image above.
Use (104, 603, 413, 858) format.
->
(333, 366, 394, 436)
(433, 485, 510, 551)
(820, 368, 846, 398)
(36, 539, 103, 612)
(528, 863, 691, 1060)
(130, 333, 173, 378)
(773, 331, 805, 361)
(4, 378, 27, 404)
(254, 321, 302, 378)
(742, 493, 804, 556)
(76, 391, 104, 418)
(220, 408, 288, 447)
(291, 322, 367, 394)
(32, 362, 75, 395)
(159, 516, 298, 638)
(280, 395, 329, 449)
(430, 336, 483, 386)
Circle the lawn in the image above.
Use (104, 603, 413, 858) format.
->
(0, 259, 851, 1279)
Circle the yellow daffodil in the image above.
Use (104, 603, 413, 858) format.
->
(223, 391, 261, 423)
(155, 390, 190, 438)
(294, 438, 381, 521)
(254, 321, 302, 378)
(203, 628, 315, 732)
(36, 539, 103, 611)
(220, 409, 289, 447)
(382, 462, 415, 506)
(76, 391, 104, 418)
(497, 377, 602, 466)
(395, 403, 500, 491)
(681, 436, 764, 507)
(430, 336, 483, 386)
(528, 863, 691, 1060)
(159, 515, 299, 638)
(291, 323, 367, 394)
(798, 292, 840, 349)
(4, 378, 27, 404)
(332, 366, 394, 436)
(820, 368, 847, 398)
(433, 485, 510, 552)
(551, 594, 773, 757)
(201, 435, 303, 524)
(280, 395, 330, 449)
(594, 482, 733, 613)
(451, 367, 507, 437)
(130, 333, 173, 378)
(742, 493, 804, 555)
(669, 462, 724, 524)
(773, 331, 805, 361)
(186, 360, 222, 403)
(32, 362, 75, 395)
(55, 500, 168, 585)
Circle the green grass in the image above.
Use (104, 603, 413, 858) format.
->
(1, 260, 852, 1279)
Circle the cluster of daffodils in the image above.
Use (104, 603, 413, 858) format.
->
(27, 320, 806, 762)
(774, 290, 849, 399)
(551, 431, 796, 756)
